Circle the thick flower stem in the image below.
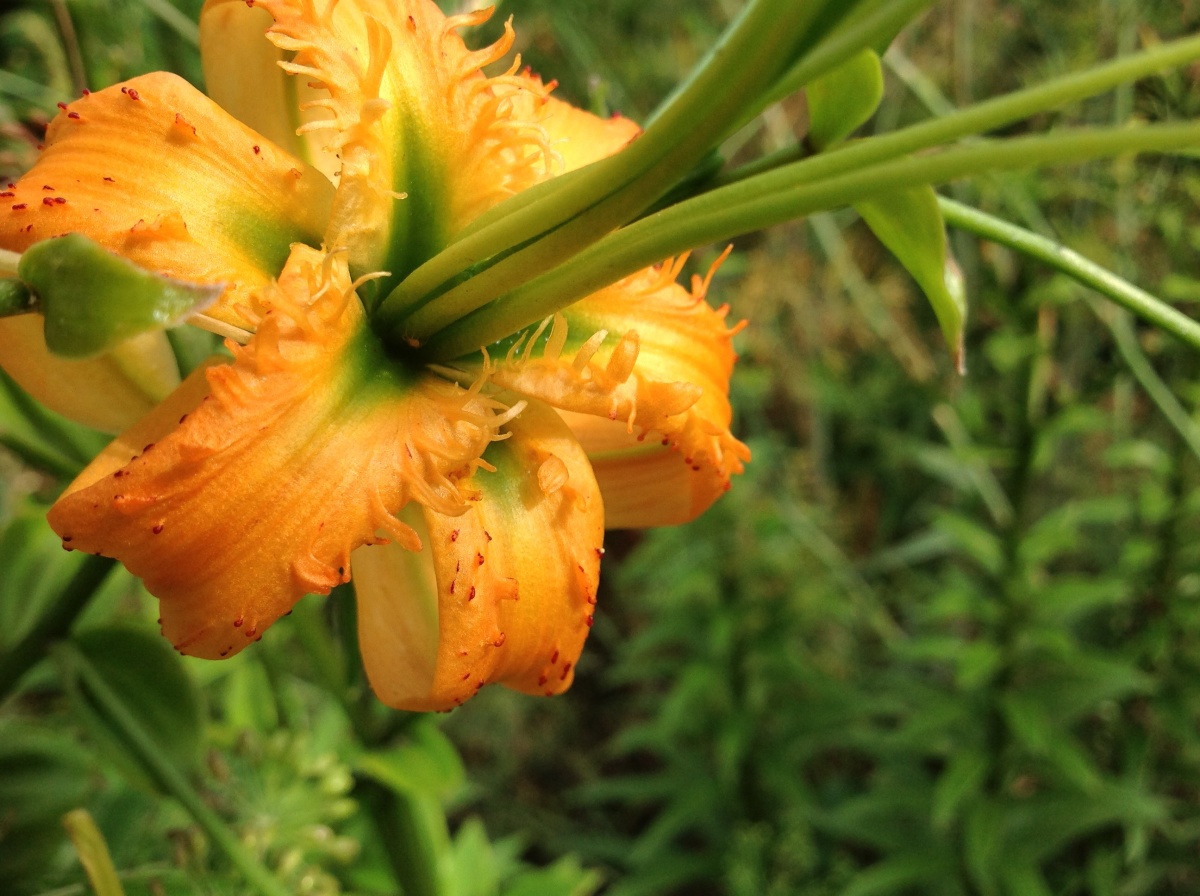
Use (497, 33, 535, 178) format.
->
(421, 122, 1200, 360)
(374, 0, 836, 332)
(56, 644, 293, 896)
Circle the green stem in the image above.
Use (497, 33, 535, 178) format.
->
(0, 278, 33, 317)
(422, 122, 1200, 360)
(1097, 303, 1200, 464)
(937, 197, 1200, 352)
(721, 30, 1200, 188)
(58, 644, 292, 896)
(0, 554, 114, 704)
(374, 0, 830, 330)
(0, 432, 81, 480)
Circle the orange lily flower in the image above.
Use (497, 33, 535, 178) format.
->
(0, 0, 748, 711)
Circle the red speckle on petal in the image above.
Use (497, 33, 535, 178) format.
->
(476, 552, 485, 566)
(253, 145, 261, 155)
(468, 586, 476, 601)
(127, 89, 140, 101)
(67, 111, 80, 120)
(450, 529, 459, 541)
(152, 524, 164, 534)
(233, 617, 244, 628)
(550, 649, 559, 664)
(560, 662, 572, 680)
(537, 673, 548, 686)
(10, 204, 26, 211)
(585, 614, 594, 627)
(493, 632, 506, 647)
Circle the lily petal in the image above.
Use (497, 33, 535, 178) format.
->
(47, 248, 505, 659)
(486, 257, 749, 527)
(199, 0, 341, 180)
(530, 82, 641, 174)
(0, 314, 180, 432)
(243, 0, 557, 280)
(0, 72, 334, 326)
(355, 398, 604, 712)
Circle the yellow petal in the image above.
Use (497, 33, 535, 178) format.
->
(0, 72, 334, 326)
(47, 248, 505, 660)
(0, 314, 179, 432)
(485, 256, 749, 527)
(354, 398, 604, 712)
(199, 0, 341, 180)
(532, 85, 641, 174)
(243, 0, 559, 278)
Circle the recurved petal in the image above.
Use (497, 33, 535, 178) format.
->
(354, 398, 604, 713)
(47, 248, 501, 660)
(0, 314, 180, 432)
(485, 257, 749, 528)
(0, 72, 333, 327)
(199, 0, 341, 180)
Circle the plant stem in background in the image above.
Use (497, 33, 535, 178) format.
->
(937, 197, 1200, 353)
(57, 645, 293, 896)
(63, 809, 127, 896)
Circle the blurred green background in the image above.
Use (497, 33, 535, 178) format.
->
(4, 1, 1200, 894)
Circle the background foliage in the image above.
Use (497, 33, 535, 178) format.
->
(3, 1, 1200, 894)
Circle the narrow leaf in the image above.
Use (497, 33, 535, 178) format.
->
(806, 49, 884, 150)
(62, 808, 127, 896)
(857, 185, 967, 370)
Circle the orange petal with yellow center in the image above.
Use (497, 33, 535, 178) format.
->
(484, 256, 749, 528)
(238, 0, 566, 279)
(0, 72, 333, 327)
(354, 398, 604, 712)
(0, 314, 180, 432)
(47, 248, 505, 660)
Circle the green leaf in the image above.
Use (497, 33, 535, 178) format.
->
(805, 49, 884, 151)
(932, 751, 990, 831)
(857, 186, 967, 369)
(0, 722, 96, 887)
(17, 234, 220, 359)
(447, 817, 502, 896)
(355, 717, 465, 803)
(501, 857, 603, 896)
(70, 626, 206, 778)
